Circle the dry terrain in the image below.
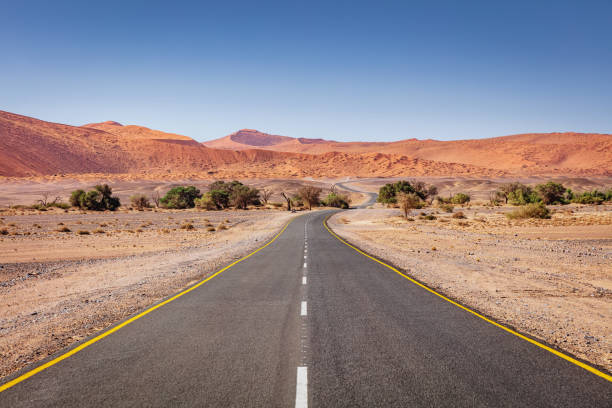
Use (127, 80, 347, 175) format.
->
(0, 207, 296, 378)
(328, 204, 612, 371)
(2, 110, 610, 179)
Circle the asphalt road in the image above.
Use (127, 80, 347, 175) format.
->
(1, 210, 610, 407)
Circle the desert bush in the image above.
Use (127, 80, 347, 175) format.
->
(452, 211, 466, 219)
(57, 226, 71, 232)
(70, 185, 120, 210)
(535, 182, 566, 205)
(217, 224, 228, 230)
(397, 192, 423, 218)
(450, 193, 470, 205)
(322, 192, 350, 209)
(269, 202, 283, 208)
(570, 189, 611, 205)
(378, 180, 437, 204)
(298, 186, 322, 210)
(0, 228, 8, 235)
(506, 203, 551, 219)
(130, 194, 150, 210)
(180, 222, 195, 230)
(93, 228, 105, 234)
(439, 203, 454, 213)
(160, 186, 201, 209)
(30, 202, 70, 210)
(231, 185, 261, 209)
(77, 230, 90, 235)
(422, 214, 436, 220)
(194, 193, 217, 210)
(206, 226, 216, 232)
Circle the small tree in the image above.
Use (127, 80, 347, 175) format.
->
(160, 186, 201, 209)
(151, 191, 161, 208)
(130, 194, 150, 210)
(70, 189, 86, 207)
(260, 188, 273, 205)
(397, 192, 422, 218)
(298, 186, 322, 210)
(230, 185, 260, 209)
(535, 182, 566, 205)
(280, 192, 292, 211)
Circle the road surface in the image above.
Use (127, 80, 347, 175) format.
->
(1, 210, 610, 407)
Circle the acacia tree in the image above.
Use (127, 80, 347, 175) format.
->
(299, 186, 322, 210)
(535, 182, 566, 204)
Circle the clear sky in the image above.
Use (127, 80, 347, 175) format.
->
(2, 1, 611, 142)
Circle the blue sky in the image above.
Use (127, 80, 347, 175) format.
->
(1, 1, 611, 142)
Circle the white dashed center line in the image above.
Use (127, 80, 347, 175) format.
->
(302, 276, 307, 285)
(295, 366, 308, 408)
(301, 301, 307, 316)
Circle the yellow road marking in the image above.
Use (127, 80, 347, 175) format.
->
(323, 215, 612, 382)
(0, 218, 295, 393)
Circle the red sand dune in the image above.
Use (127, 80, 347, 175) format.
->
(204, 130, 612, 176)
(1, 110, 609, 179)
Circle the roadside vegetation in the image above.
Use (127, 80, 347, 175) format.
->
(378, 179, 612, 220)
(70, 185, 121, 211)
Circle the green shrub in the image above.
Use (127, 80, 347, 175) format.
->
(508, 188, 540, 205)
(378, 180, 437, 204)
(506, 203, 551, 219)
(450, 193, 470, 205)
(160, 186, 201, 209)
(535, 182, 566, 205)
(322, 192, 350, 209)
(69, 185, 120, 211)
(130, 194, 150, 210)
(570, 189, 610, 205)
(194, 193, 217, 210)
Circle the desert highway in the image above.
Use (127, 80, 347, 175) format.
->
(1, 210, 610, 406)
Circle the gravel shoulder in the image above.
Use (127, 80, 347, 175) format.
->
(0, 209, 296, 379)
(328, 206, 612, 372)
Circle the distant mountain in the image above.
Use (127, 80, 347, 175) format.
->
(0, 110, 609, 179)
(203, 129, 612, 176)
